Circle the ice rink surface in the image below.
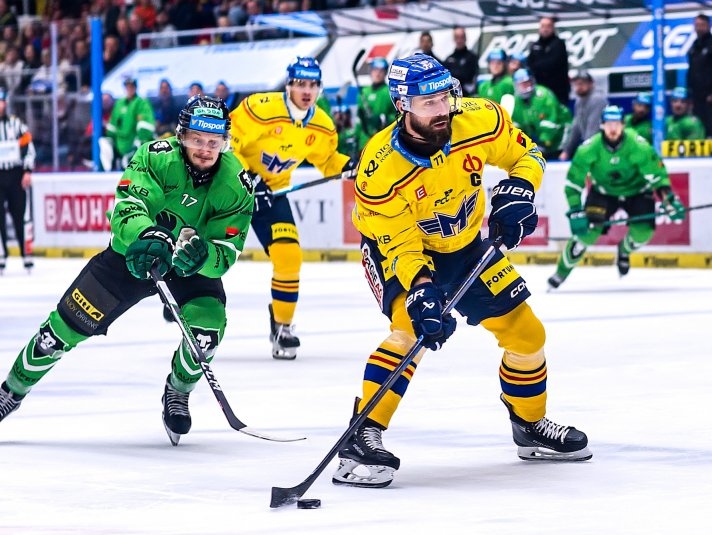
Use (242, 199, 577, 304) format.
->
(1, 257, 711, 534)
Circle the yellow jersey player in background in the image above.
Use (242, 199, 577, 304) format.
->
(332, 53, 591, 489)
(229, 57, 356, 359)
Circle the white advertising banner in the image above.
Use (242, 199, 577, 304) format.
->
(31, 158, 712, 254)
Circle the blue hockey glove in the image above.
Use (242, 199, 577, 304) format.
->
(172, 226, 209, 277)
(251, 173, 273, 214)
(405, 282, 457, 351)
(341, 158, 358, 180)
(566, 208, 590, 236)
(488, 178, 538, 249)
(655, 186, 685, 221)
(125, 226, 175, 279)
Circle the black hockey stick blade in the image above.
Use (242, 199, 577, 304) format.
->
(150, 265, 305, 443)
(270, 240, 502, 507)
(351, 48, 366, 90)
(272, 172, 344, 197)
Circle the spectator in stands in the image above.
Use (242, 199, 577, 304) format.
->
(559, 69, 608, 160)
(188, 82, 204, 98)
(102, 76, 155, 170)
(527, 16, 570, 106)
(132, 0, 157, 31)
(416, 31, 440, 63)
(214, 80, 237, 110)
(443, 26, 479, 97)
(215, 14, 238, 43)
(477, 48, 514, 103)
(149, 10, 178, 49)
(115, 16, 137, 56)
(68, 91, 114, 170)
(153, 78, 181, 138)
(686, 13, 712, 137)
(103, 34, 122, 74)
(666, 86, 706, 141)
(511, 68, 571, 160)
(69, 38, 91, 92)
(507, 51, 527, 76)
(0, 24, 19, 61)
(169, 0, 199, 45)
(0, 45, 24, 98)
(0, 0, 18, 33)
(623, 92, 652, 144)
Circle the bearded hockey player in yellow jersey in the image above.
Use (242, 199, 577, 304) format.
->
(229, 57, 355, 360)
(332, 54, 591, 489)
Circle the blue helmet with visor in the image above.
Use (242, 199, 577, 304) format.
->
(387, 53, 462, 115)
(286, 56, 322, 85)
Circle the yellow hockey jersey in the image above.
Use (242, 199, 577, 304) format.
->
(229, 91, 350, 191)
(353, 97, 545, 290)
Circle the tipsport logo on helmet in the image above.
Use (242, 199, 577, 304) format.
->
(189, 116, 226, 134)
(292, 68, 320, 80)
(418, 74, 452, 95)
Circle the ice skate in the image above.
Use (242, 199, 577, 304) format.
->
(332, 418, 401, 488)
(547, 272, 566, 291)
(501, 394, 592, 461)
(23, 257, 33, 273)
(161, 375, 191, 446)
(616, 242, 630, 277)
(0, 256, 5, 275)
(269, 304, 300, 360)
(0, 381, 25, 422)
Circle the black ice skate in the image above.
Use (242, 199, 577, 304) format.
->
(332, 418, 401, 488)
(23, 257, 33, 272)
(161, 375, 191, 446)
(0, 256, 5, 275)
(501, 394, 592, 461)
(547, 272, 567, 291)
(268, 304, 300, 360)
(0, 381, 25, 422)
(616, 242, 630, 277)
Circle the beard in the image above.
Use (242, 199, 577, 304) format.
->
(409, 113, 452, 148)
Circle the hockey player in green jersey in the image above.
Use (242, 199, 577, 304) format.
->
(0, 95, 255, 446)
(511, 68, 571, 160)
(548, 106, 685, 289)
(665, 87, 706, 140)
(357, 57, 398, 152)
(623, 92, 653, 144)
(477, 48, 514, 104)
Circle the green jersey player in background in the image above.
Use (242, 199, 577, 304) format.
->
(357, 57, 398, 152)
(548, 106, 685, 290)
(0, 95, 255, 446)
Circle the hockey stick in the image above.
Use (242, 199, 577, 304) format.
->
(351, 48, 366, 97)
(270, 239, 502, 508)
(150, 265, 305, 443)
(272, 173, 345, 197)
(23, 184, 34, 265)
(500, 94, 515, 117)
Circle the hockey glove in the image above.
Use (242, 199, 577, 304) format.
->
(341, 158, 358, 180)
(251, 173, 273, 214)
(488, 178, 538, 249)
(125, 226, 175, 279)
(566, 208, 590, 236)
(655, 186, 686, 221)
(405, 282, 457, 351)
(172, 226, 209, 277)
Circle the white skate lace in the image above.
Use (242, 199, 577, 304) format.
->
(165, 385, 190, 417)
(360, 426, 385, 452)
(0, 387, 21, 418)
(533, 418, 571, 443)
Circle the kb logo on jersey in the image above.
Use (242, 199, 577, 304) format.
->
(417, 191, 478, 237)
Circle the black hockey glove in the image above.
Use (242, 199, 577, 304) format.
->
(341, 158, 358, 180)
(125, 226, 175, 279)
(250, 172, 273, 214)
(655, 186, 685, 221)
(488, 178, 538, 249)
(405, 282, 457, 351)
(172, 226, 209, 277)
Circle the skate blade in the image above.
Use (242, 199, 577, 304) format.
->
(272, 343, 297, 360)
(331, 458, 395, 488)
(162, 415, 182, 446)
(517, 445, 592, 461)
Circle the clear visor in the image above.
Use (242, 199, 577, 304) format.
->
(180, 129, 228, 152)
(402, 79, 462, 117)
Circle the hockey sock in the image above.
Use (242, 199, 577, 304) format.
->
(7, 310, 88, 395)
(269, 241, 302, 324)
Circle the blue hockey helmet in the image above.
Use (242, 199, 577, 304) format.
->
(387, 53, 462, 114)
(634, 92, 652, 106)
(513, 68, 535, 98)
(601, 105, 623, 123)
(487, 48, 507, 62)
(671, 86, 688, 100)
(286, 57, 322, 84)
(370, 57, 389, 71)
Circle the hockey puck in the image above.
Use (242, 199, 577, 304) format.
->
(297, 498, 321, 509)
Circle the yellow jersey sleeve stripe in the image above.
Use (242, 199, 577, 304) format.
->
(355, 166, 424, 205)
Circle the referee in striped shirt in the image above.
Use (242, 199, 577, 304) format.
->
(0, 87, 36, 272)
